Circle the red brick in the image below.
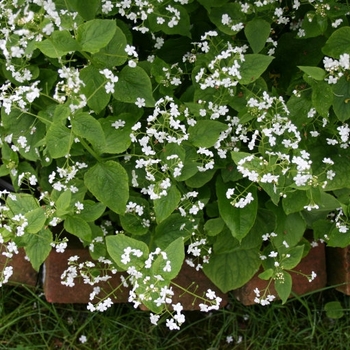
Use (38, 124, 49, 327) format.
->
(43, 247, 129, 303)
(326, 246, 350, 295)
(233, 243, 327, 305)
(0, 245, 37, 287)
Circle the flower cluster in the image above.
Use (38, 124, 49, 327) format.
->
(61, 255, 117, 288)
(253, 232, 318, 305)
(324, 53, 350, 85)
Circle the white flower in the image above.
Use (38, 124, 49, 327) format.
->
(29, 175, 37, 185)
(338, 224, 348, 233)
(293, 173, 312, 186)
(260, 173, 279, 183)
(135, 97, 146, 108)
(42, 22, 55, 35)
(163, 260, 172, 272)
(226, 335, 233, 344)
(79, 335, 87, 344)
(269, 251, 278, 258)
(322, 157, 334, 165)
(102, 0, 114, 13)
(56, 242, 67, 253)
(226, 188, 235, 199)
(282, 240, 289, 248)
(206, 289, 216, 300)
(221, 14, 231, 25)
(262, 233, 270, 241)
(75, 201, 84, 212)
(150, 313, 160, 325)
(112, 119, 126, 129)
(125, 44, 138, 57)
(308, 271, 317, 282)
(105, 81, 115, 94)
(199, 303, 209, 312)
(166, 318, 180, 330)
(157, 17, 165, 24)
(172, 302, 183, 313)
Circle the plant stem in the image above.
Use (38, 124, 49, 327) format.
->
(79, 137, 103, 162)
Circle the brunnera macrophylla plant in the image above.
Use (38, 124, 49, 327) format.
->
(1, 0, 350, 323)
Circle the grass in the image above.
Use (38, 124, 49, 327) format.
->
(0, 284, 350, 349)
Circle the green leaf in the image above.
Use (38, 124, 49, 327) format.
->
(76, 19, 116, 54)
(197, 0, 229, 10)
(188, 120, 228, 148)
(204, 218, 225, 236)
(6, 194, 39, 216)
(154, 185, 181, 223)
(245, 18, 271, 53)
(36, 39, 68, 58)
(239, 54, 274, 85)
(203, 249, 261, 293)
(113, 66, 155, 107)
(79, 66, 111, 114)
(322, 26, 350, 58)
(258, 268, 274, 280)
(216, 176, 257, 242)
(52, 105, 70, 124)
(79, 201, 106, 222)
(24, 228, 52, 271)
(282, 191, 309, 215)
(2, 109, 35, 136)
(311, 80, 333, 117)
(259, 182, 281, 206)
(36, 30, 81, 58)
(249, 209, 276, 247)
(154, 214, 193, 250)
(50, 30, 81, 52)
(92, 27, 128, 68)
(25, 208, 47, 234)
(333, 76, 350, 122)
(298, 66, 326, 81)
(71, 112, 106, 151)
(309, 191, 340, 213)
(66, 0, 100, 20)
(208, 3, 245, 35)
(327, 226, 350, 248)
(64, 215, 92, 242)
(185, 169, 215, 188)
(324, 301, 344, 319)
(287, 91, 313, 127)
(100, 112, 141, 154)
(151, 237, 185, 280)
(274, 271, 292, 304)
(55, 190, 72, 217)
(84, 161, 129, 214)
(323, 152, 350, 190)
(106, 234, 149, 270)
(281, 245, 305, 270)
(271, 206, 306, 247)
(46, 123, 73, 159)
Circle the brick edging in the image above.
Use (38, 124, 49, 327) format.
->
(3, 242, 350, 308)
